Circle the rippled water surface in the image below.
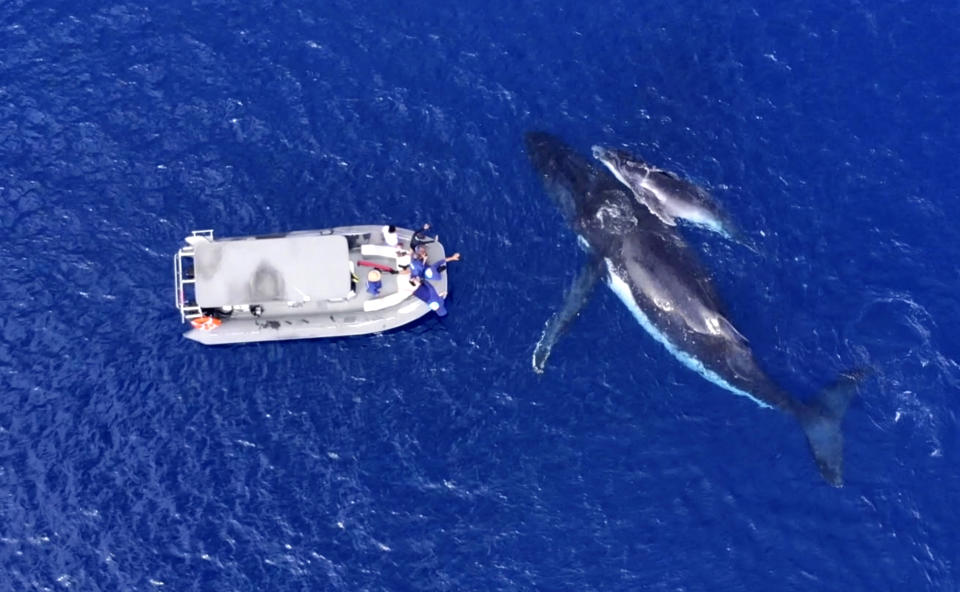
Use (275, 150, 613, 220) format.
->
(2, 1, 958, 590)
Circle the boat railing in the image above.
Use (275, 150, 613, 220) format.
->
(173, 230, 214, 322)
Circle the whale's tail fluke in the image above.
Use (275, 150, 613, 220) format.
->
(797, 370, 868, 487)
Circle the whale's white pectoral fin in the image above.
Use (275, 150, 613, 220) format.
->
(532, 258, 604, 374)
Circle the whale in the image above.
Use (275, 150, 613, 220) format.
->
(527, 132, 862, 486)
(591, 145, 742, 242)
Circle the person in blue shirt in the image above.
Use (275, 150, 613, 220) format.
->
(423, 251, 460, 280)
(409, 245, 428, 278)
(366, 269, 382, 295)
(410, 245, 461, 280)
(410, 277, 447, 317)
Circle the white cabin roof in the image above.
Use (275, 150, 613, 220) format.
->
(194, 235, 351, 307)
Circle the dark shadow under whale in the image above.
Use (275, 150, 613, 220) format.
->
(526, 131, 863, 486)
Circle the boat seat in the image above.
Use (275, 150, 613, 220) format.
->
(362, 273, 418, 312)
(360, 243, 411, 270)
(363, 291, 409, 312)
(361, 244, 400, 259)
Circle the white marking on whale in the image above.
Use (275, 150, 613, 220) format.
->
(604, 258, 771, 409)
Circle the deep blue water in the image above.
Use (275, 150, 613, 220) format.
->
(2, 0, 959, 589)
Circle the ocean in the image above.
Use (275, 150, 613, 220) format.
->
(1, 0, 958, 590)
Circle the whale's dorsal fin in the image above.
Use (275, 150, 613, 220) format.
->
(633, 189, 677, 226)
(715, 315, 749, 345)
(532, 257, 604, 374)
(648, 167, 678, 180)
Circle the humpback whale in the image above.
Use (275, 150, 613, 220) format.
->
(592, 145, 741, 242)
(527, 132, 861, 486)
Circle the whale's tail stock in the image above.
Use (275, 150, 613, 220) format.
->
(797, 369, 870, 487)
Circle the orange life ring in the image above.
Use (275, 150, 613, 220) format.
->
(190, 316, 222, 331)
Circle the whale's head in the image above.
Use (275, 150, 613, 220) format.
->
(591, 145, 620, 165)
(525, 132, 598, 224)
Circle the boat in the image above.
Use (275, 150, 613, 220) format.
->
(173, 226, 449, 345)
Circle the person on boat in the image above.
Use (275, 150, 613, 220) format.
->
(408, 245, 429, 278)
(382, 225, 400, 248)
(409, 277, 447, 317)
(409, 245, 458, 280)
(366, 269, 382, 296)
(410, 223, 435, 250)
(422, 251, 461, 281)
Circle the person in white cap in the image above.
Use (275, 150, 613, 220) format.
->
(366, 269, 382, 296)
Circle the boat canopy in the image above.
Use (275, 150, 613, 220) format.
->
(193, 235, 351, 307)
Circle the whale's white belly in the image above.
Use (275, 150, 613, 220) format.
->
(604, 258, 770, 408)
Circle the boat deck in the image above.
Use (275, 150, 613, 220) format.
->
(175, 226, 448, 344)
